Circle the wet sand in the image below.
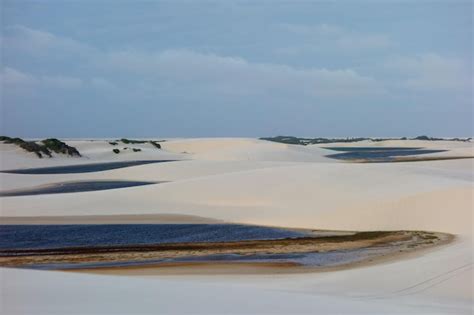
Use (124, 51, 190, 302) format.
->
(69, 262, 302, 275)
(0, 231, 451, 273)
(66, 232, 455, 276)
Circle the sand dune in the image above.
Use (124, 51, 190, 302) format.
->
(163, 138, 334, 162)
(2, 159, 471, 234)
(0, 138, 472, 314)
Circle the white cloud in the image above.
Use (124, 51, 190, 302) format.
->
(385, 53, 470, 91)
(3, 25, 386, 101)
(1, 67, 38, 86)
(275, 23, 394, 54)
(336, 35, 393, 51)
(278, 23, 343, 37)
(104, 50, 386, 99)
(1, 67, 83, 89)
(42, 75, 83, 89)
(2, 25, 94, 57)
(9, 25, 467, 107)
(90, 77, 115, 90)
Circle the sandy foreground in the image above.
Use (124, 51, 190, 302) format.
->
(0, 138, 473, 314)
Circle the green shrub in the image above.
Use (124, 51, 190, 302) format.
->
(41, 138, 81, 156)
(121, 138, 147, 144)
(20, 141, 52, 158)
(119, 138, 163, 148)
(113, 149, 120, 154)
(0, 136, 81, 158)
(413, 135, 431, 141)
(149, 141, 162, 149)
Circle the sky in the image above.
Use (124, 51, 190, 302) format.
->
(1, 0, 472, 138)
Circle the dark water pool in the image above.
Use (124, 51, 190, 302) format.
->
(0, 181, 159, 197)
(0, 224, 307, 251)
(324, 147, 446, 161)
(0, 160, 178, 174)
(323, 147, 422, 152)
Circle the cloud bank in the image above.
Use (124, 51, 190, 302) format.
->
(1, 0, 471, 138)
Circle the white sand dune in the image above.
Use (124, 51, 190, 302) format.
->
(2, 160, 471, 234)
(0, 138, 472, 314)
(0, 139, 186, 170)
(163, 137, 333, 162)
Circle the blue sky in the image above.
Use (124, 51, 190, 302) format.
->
(1, 0, 472, 138)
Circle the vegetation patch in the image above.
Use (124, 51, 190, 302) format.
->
(119, 138, 163, 149)
(411, 135, 471, 141)
(121, 138, 146, 144)
(113, 149, 120, 154)
(149, 141, 162, 149)
(0, 136, 81, 158)
(41, 139, 81, 157)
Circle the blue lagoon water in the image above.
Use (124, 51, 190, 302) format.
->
(0, 160, 178, 174)
(0, 224, 307, 251)
(324, 147, 446, 161)
(0, 181, 158, 197)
